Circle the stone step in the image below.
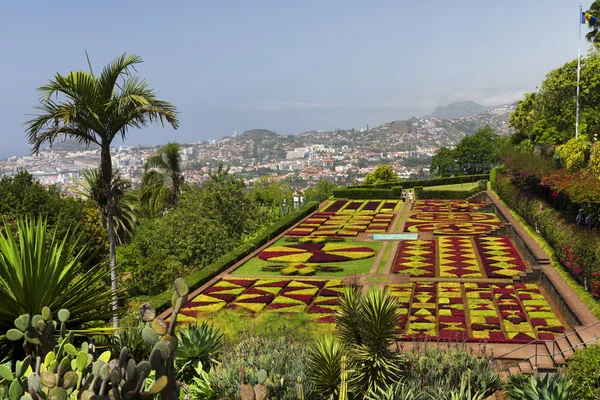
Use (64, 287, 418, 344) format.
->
(554, 336, 575, 359)
(518, 361, 534, 374)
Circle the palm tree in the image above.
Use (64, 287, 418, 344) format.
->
(140, 142, 184, 215)
(72, 168, 139, 245)
(24, 53, 179, 327)
(584, 1, 600, 45)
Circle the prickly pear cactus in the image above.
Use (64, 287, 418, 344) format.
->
(0, 278, 190, 400)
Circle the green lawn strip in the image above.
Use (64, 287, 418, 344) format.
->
(376, 242, 394, 274)
(365, 277, 389, 283)
(492, 192, 600, 319)
(181, 309, 334, 342)
(423, 182, 479, 191)
(231, 240, 383, 277)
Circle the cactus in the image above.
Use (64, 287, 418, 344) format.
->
(0, 279, 190, 400)
(296, 376, 304, 400)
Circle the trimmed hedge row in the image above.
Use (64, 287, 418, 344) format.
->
(414, 184, 483, 200)
(148, 202, 319, 312)
(349, 174, 489, 189)
(331, 188, 400, 199)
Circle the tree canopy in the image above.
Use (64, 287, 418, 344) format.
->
(510, 53, 600, 145)
(430, 126, 500, 176)
(363, 164, 399, 184)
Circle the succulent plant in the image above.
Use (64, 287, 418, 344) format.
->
(0, 278, 190, 400)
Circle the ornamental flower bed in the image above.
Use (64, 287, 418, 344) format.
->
(290, 211, 394, 236)
(404, 212, 501, 235)
(178, 278, 344, 323)
(412, 200, 487, 213)
(391, 240, 435, 277)
(438, 236, 483, 278)
(396, 282, 565, 343)
(258, 243, 375, 263)
(406, 282, 438, 337)
(404, 222, 501, 235)
(475, 236, 528, 278)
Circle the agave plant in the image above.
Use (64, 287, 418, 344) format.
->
(0, 216, 115, 334)
(307, 335, 345, 398)
(175, 322, 223, 382)
(505, 374, 573, 400)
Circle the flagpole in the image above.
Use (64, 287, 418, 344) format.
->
(576, 5, 582, 139)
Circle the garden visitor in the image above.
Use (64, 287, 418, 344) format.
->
(401, 190, 406, 203)
(586, 211, 593, 230)
(408, 190, 414, 204)
(576, 209, 584, 227)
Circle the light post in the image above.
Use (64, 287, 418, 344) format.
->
(293, 193, 300, 210)
(282, 198, 287, 215)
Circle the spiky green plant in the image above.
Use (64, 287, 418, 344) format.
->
(306, 336, 344, 398)
(335, 286, 400, 395)
(0, 216, 115, 334)
(175, 322, 223, 382)
(505, 374, 573, 400)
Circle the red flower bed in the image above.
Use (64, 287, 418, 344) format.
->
(323, 200, 349, 212)
(362, 201, 380, 211)
(475, 236, 527, 278)
(392, 240, 435, 277)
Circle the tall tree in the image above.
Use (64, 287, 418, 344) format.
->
(429, 146, 458, 177)
(141, 142, 184, 215)
(454, 125, 501, 175)
(24, 53, 179, 327)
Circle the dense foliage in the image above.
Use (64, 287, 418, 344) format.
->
(363, 164, 399, 185)
(119, 175, 269, 296)
(566, 344, 600, 399)
(0, 217, 114, 334)
(510, 53, 600, 145)
(430, 126, 501, 177)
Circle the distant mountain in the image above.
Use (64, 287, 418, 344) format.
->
(429, 101, 489, 119)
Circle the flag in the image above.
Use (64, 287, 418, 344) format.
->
(582, 11, 597, 26)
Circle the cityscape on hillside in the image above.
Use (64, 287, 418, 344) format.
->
(0, 101, 514, 193)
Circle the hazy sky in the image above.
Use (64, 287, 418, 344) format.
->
(0, 0, 592, 158)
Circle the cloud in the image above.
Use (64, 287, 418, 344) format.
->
(237, 101, 348, 111)
(238, 99, 437, 111)
(449, 89, 527, 106)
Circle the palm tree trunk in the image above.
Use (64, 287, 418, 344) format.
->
(101, 144, 119, 328)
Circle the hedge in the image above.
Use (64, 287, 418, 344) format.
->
(332, 188, 399, 199)
(349, 174, 489, 189)
(414, 184, 484, 200)
(148, 202, 319, 312)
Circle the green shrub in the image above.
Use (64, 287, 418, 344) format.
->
(490, 167, 498, 191)
(566, 344, 600, 399)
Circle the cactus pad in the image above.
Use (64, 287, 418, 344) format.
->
(63, 371, 78, 389)
(174, 278, 189, 297)
(40, 370, 57, 388)
(142, 327, 160, 347)
(57, 309, 70, 323)
(6, 328, 24, 341)
(48, 387, 68, 400)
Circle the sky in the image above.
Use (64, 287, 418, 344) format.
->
(0, 0, 592, 159)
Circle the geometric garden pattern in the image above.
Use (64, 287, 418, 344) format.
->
(176, 199, 566, 344)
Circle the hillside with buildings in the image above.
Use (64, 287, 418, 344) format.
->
(0, 102, 515, 193)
